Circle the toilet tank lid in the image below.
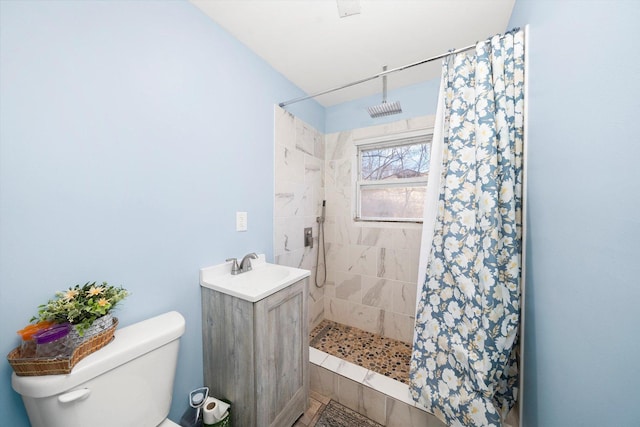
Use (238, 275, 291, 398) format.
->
(12, 311, 186, 398)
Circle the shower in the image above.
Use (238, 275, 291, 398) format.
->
(274, 25, 524, 427)
(274, 105, 443, 426)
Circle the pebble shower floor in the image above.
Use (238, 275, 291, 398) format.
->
(309, 319, 412, 384)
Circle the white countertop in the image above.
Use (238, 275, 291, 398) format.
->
(199, 254, 310, 302)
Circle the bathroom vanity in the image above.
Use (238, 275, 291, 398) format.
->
(200, 255, 310, 427)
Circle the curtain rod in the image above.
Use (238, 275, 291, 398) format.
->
(278, 43, 474, 108)
(278, 28, 520, 108)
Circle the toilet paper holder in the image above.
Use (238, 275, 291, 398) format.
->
(189, 386, 209, 424)
(181, 386, 231, 427)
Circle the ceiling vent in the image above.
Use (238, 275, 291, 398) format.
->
(336, 0, 361, 18)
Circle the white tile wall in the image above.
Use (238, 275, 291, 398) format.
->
(274, 106, 326, 330)
(274, 105, 436, 344)
(323, 115, 435, 344)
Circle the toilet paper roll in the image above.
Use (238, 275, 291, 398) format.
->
(203, 396, 230, 425)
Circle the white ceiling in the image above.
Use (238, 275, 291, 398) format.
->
(190, 0, 515, 106)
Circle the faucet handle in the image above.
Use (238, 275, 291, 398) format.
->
(225, 258, 240, 275)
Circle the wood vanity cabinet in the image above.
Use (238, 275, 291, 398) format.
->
(201, 277, 309, 427)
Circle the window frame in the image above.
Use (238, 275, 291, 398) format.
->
(354, 128, 434, 223)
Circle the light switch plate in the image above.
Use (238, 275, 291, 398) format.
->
(236, 211, 247, 232)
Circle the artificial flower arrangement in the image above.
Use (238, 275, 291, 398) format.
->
(31, 281, 129, 336)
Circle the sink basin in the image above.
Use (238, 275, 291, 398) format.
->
(200, 254, 310, 302)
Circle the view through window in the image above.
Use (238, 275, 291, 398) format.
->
(356, 131, 433, 222)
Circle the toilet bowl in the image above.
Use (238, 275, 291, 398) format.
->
(12, 311, 186, 427)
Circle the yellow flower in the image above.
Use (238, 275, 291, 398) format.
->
(64, 289, 79, 300)
(97, 298, 109, 307)
(88, 286, 104, 296)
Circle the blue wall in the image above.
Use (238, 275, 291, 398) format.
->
(324, 78, 440, 134)
(0, 1, 323, 425)
(507, 1, 640, 426)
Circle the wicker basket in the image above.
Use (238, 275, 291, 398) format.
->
(7, 317, 118, 376)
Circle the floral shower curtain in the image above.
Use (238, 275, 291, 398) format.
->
(410, 29, 524, 427)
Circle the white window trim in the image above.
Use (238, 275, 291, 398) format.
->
(353, 127, 434, 224)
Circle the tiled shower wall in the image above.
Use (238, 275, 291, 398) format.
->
(273, 106, 325, 330)
(323, 116, 434, 344)
(274, 106, 434, 344)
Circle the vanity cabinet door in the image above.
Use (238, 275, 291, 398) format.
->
(201, 289, 257, 427)
(254, 278, 308, 427)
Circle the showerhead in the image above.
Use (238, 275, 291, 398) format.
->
(368, 65, 402, 118)
(368, 100, 403, 118)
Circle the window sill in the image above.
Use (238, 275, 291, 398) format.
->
(353, 217, 423, 228)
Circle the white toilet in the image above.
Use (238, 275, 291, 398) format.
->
(12, 311, 186, 427)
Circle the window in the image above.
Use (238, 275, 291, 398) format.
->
(355, 130, 432, 222)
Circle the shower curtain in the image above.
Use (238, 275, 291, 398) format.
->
(410, 29, 524, 427)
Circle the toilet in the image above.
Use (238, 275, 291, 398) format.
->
(12, 311, 186, 427)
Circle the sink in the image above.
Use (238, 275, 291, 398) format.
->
(200, 254, 310, 302)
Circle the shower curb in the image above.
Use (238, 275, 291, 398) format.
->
(309, 347, 446, 427)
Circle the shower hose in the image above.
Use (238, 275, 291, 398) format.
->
(315, 200, 327, 288)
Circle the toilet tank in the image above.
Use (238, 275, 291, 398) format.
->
(12, 311, 186, 427)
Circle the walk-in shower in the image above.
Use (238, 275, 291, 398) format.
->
(275, 27, 525, 427)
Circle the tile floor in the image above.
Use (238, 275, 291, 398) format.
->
(294, 391, 384, 427)
(293, 390, 331, 427)
(304, 319, 519, 427)
(307, 319, 449, 427)
(301, 317, 410, 427)
(310, 319, 412, 384)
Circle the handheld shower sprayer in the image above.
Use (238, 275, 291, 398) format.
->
(315, 200, 327, 288)
(318, 200, 326, 223)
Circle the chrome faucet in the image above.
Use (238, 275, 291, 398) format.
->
(239, 252, 258, 273)
(226, 253, 258, 275)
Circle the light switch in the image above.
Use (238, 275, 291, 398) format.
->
(236, 211, 247, 232)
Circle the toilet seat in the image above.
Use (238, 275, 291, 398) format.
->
(158, 419, 180, 427)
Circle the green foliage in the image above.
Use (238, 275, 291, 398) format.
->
(31, 281, 129, 336)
